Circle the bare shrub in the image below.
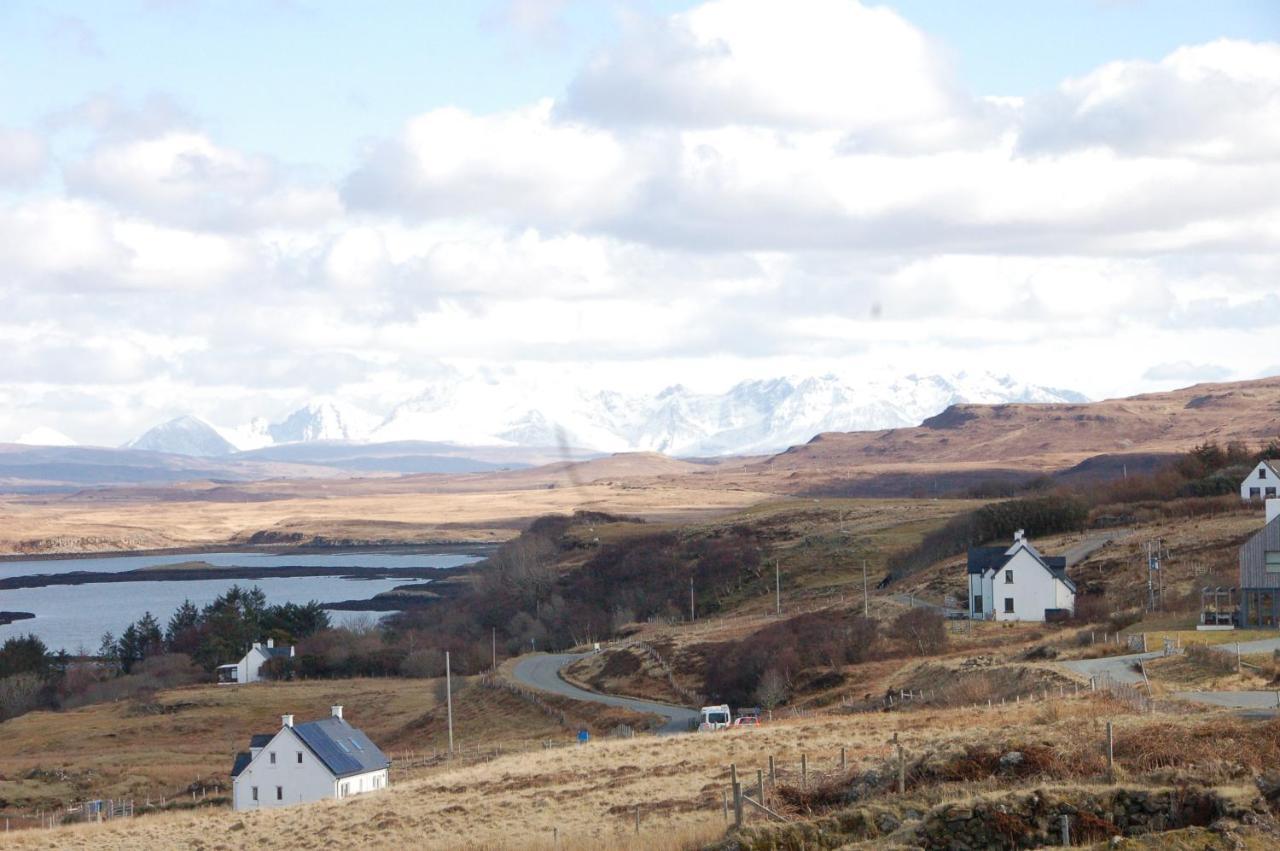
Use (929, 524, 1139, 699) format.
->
(754, 667, 790, 710)
(400, 649, 445, 679)
(0, 673, 43, 719)
(888, 608, 946, 656)
(1185, 643, 1236, 676)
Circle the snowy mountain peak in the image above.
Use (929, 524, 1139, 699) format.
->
(126, 415, 237, 457)
(268, 399, 378, 444)
(120, 372, 1088, 459)
(13, 426, 77, 447)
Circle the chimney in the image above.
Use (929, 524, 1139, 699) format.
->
(1267, 498, 1280, 526)
(267, 637, 274, 649)
(282, 714, 294, 728)
(331, 705, 343, 720)
(1014, 529, 1025, 543)
(252, 641, 262, 651)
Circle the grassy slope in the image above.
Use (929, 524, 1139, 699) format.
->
(0, 675, 658, 813)
(10, 695, 1280, 850)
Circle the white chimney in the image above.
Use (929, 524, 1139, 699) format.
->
(1267, 498, 1280, 526)
(331, 705, 343, 720)
(252, 641, 261, 651)
(267, 637, 274, 649)
(282, 714, 294, 728)
(1014, 529, 1025, 543)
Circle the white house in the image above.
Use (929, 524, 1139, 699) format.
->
(1241, 460, 1280, 502)
(216, 638, 295, 685)
(231, 706, 390, 811)
(967, 530, 1076, 622)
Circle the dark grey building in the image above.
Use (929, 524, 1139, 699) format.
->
(1239, 511, 1280, 627)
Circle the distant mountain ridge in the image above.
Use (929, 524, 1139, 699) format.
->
(104, 372, 1091, 459)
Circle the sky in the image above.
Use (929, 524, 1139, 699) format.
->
(1, 0, 1278, 444)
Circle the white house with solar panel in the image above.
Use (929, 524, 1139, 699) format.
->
(230, 706, 390, 810)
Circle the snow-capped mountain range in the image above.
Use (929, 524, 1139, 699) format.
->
(108, 373, 1086, 459)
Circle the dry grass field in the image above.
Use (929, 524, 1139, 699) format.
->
(8, 692, 1280, 850)
(0, 481, 774, 555)
(0, 676, 659, 813)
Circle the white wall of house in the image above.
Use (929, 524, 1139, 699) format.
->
(969, 572, 994, 618)
(234, 726, 336, 810)
(1241, 462, 1279, 502)
(991, 548, 1073, 622)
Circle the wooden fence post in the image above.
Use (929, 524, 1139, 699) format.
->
(733, 782, 743, 828)
(722, 791, 728, 822)
(1106, 721, 1115, 784)
(757, 769, 764, 805)
(769, 755, 776, 787)
(894, 733, 905, 794)
(634, 805, 640, 835)
(1061, 813, 1070, 846)
(840, 746, 846, 772)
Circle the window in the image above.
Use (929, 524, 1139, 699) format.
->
(974, 594, 983, 614)
(276, 786, 283, 801)
(1266, 552, 1280, 574)
(296, 752, 303, 764)
(341, 782, 350, 798)
(1252, 487, 1263, 499)
(1004, 597, 1015, 614)
(269, 752, 276, 765)
(251, 786, 258, 802)
(1005, 570, 1013, 584)
(1268, 487, 1277, 498)
(1262, 467, 1269, 479)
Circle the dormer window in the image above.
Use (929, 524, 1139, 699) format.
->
(1005, 570, 1013, 584)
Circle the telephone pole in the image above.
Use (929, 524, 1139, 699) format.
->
(445, 650, 454, 756)
(491, 627, 497, 672)
(690, 576, 695, 622)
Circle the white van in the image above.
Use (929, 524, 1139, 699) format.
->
(698, 704, 732, 731)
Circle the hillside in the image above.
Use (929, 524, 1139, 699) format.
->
(704, 376, 1280, 495)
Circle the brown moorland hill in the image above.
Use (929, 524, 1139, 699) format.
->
(694, 376, 1280, 495)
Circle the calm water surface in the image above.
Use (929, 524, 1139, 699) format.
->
(0, 550, 483, 652)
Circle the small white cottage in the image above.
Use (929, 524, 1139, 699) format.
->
(1240, 460, 1280, 502)
(231, 706, 390, 811)
(216, 638, 295, 685)
(967, 530, 1075, 622)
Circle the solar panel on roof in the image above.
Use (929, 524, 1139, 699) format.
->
(350, 737, 363, 750)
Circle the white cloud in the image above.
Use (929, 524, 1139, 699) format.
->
(1020, 39, 1280, 162)
(563, 0, 992, 149)
(65, 130, 342, 230)
(0, 127, 49, 186)
(344, 100, 636, 226)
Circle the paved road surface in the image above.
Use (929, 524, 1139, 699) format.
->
(511, 653, 699, 735)
(1060, 635, 1280, 711)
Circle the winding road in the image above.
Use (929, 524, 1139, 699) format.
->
(1059, 636, 1280, 713)
(511, 653, 699, 735)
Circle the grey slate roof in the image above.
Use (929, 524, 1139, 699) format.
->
(967, 543, 1076, 592)
(230, 752, 252, 778)
(249, 733, 273, 749)
(293, 717, 390, 779)
(257, 645, 293, 659)
(967, 546, 1011, 575)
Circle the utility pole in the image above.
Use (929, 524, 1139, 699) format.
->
(690, 576, 695, 623)
(862, 559, 869, 617)
(445, 650, 454, 756)
(491, 627, 497, 672)
(775, 559, 781, 617)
